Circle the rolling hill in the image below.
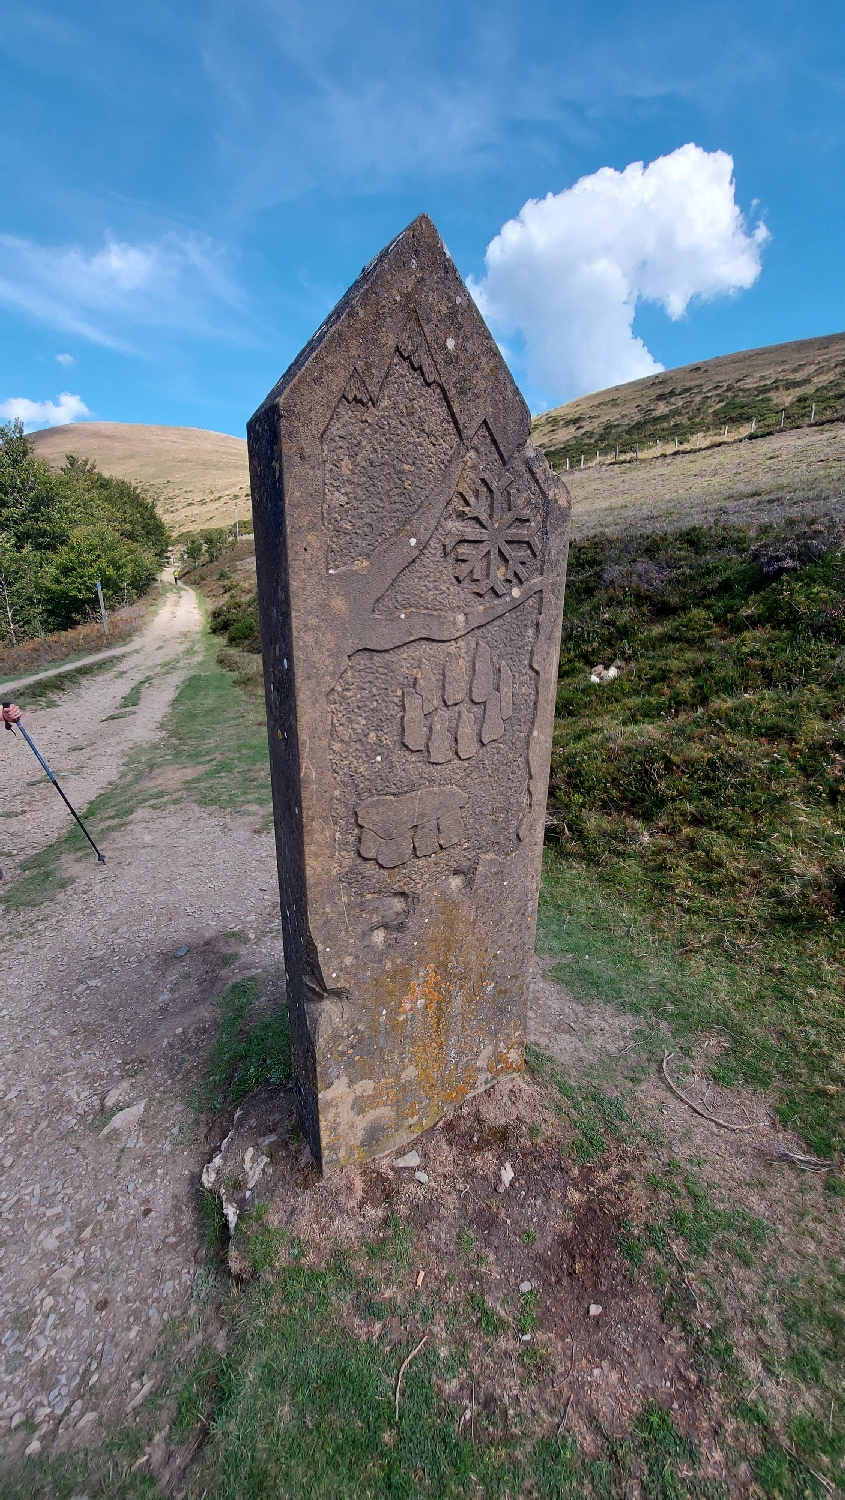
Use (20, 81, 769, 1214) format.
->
(531, 331, 845, 538)
(30, 421, 250, 535)
(532, 330, 845, 466)
(26, 330, 845, 542)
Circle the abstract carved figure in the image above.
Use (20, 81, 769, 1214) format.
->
(248, 214, 571, 1171)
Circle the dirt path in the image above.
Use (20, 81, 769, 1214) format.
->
(0, 589, 282, 1460)
(2, 587, 201, 863)
(0, 641, 147, 699)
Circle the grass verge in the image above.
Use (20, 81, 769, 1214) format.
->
(194, 976, 292, 1116)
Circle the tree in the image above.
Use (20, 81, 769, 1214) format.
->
(44, 524, 158, 630)
(0, 422, 171, 640)
(201, 527, 227, 563)
(0, 538, 45, 645)
(186, 535, 204, 567)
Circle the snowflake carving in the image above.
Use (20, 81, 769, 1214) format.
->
(448, 455, 539, 597)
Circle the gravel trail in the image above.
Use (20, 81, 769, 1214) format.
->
(1, 588, 281, 1462)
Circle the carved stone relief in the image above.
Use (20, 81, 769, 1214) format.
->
(248, 213, 571, 1173)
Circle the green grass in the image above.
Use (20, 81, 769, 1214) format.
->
(544, 519, 845, 1155)
(0, 1428, 158, 1499)
(527, 1046, 634, 1160)
(175, 1245, 723, 1500)
(195, 976, 292, 1116)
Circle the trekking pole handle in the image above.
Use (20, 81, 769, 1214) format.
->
(3, 702, 16, 732)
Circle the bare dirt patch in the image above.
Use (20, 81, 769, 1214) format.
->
(207, 1072, 725, 1477)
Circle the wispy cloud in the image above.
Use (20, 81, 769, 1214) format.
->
(0, 231, 250, 352)
(200, 0, 548, 208)
(0, 392, 91, 431)
(470, 144, 769, 408)
(55, 352, 75, 365)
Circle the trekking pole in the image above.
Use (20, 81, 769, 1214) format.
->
(3, 704, 106, 863)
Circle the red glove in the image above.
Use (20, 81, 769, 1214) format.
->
(2, 703, 21, 726)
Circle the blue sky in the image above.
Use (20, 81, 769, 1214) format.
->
(1, 0, 843, 433)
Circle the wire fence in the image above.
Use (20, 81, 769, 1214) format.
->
(552, 398, 845, 472)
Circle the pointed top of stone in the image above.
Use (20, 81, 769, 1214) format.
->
(249, 213, 530, 465)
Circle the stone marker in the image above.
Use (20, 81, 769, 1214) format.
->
(248, 214, 571, 1172)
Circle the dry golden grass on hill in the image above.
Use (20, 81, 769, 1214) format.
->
(26, 329, 845, 544)
(556, 421, 845, 539)
(30, 421, 250, 535)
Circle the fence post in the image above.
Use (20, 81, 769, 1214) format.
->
(656, 439, 660, 456)
(95, 580, 109, 638)
(723, 425, 728, 438)
(696, 432, 701, 449)
(781, 410, 785, 428)
(750, 418, 756, 435)
(810, 403, 815, 424)
(566, 457, 570, 471)
(580, 455, 584, 469)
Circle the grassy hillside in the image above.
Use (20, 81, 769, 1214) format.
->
(548, 515, 845, 1156)
(31, 421, 250, 535)
(532, 330, 845, 469)
(552, 422, 845, 539)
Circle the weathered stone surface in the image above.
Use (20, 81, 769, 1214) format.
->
(248, 214, 571, 1172)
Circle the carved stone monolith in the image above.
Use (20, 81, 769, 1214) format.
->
(248, 214, 571, 1171)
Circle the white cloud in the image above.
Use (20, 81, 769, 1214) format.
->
(470, 144, 770, 408)
(0, 232, 249, 352)
(55, 352, 75, 365)
(0, 392, 92, 432)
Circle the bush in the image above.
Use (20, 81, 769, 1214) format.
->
(0, 421, 170, 642)
(209, 594, 262, 652)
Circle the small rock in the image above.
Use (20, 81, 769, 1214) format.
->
(99, 1101, 146, 1139)
(103, 1078, 134, 1110)
(519, 1280, 533, 1293)
(174, 946, 188, 957)
(414, 1170, 429, 1183)
(498, 1161, 515, 1192)
(76, 1411, 98, 1428)
(24, 1439, 41, 1457)
(394, 1150, 421, 1169)
(11, 1412, 24, 1429)
(125, 1379, 155, 1413)
(246, 1154, 270, 1190)
(589, 1303, 603, 1317)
